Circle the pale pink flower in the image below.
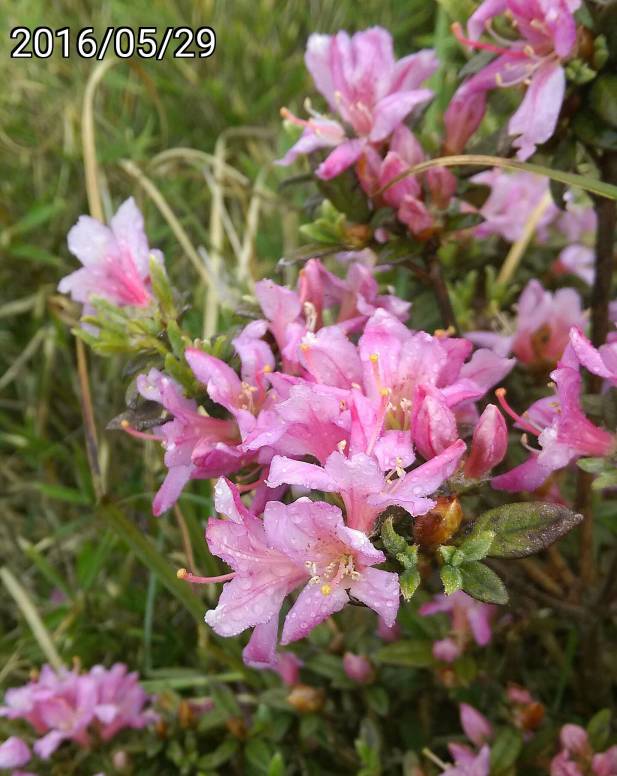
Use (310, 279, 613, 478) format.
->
(494, 362, 615, 492)
(467, 280, 586, 369)
(419, 590, 495, 661)
(568, 327, 617, 388)
(136, 369, 246, 515)
(201, 479, 399, 661)
(471, 170, 558, 243)
(445, 0, 581, 159)
(550, 723, 617, 776)
(267, 440, 466, 534)
(0, 664, 154, 760)
(279, 28, 436, 178)
(59, 197, 163, 309)
(445, 744, 491, 776)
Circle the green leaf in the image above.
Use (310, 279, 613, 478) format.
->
(97, 501, 204, 623)
(35, 482, 92, 506)
(400, 567, 421, 601)
(198, 738, 239, 769)
(266, 752, 286, 776)
(378, 154, 617, 201)
(211, 683, 242, 718)
(470, 502, 583, 558)
(149, 256, 176, 318)
(440, 564, 463, 595)
(587, 708, 612, 751)
(490, 728, 523, 774)
(577, 457, 610, 474)
(460, 561, 509, 605)
(456, 530, 495, 562)
(381, 516, 408, 556)
(593, 470, 617, 490)
(375, 640, 433, 667)
(590, 74, 617, 129)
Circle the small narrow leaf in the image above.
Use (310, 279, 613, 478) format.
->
(490, 728, 523, 773)
(587, 708, 612, 751)
(375, 640, 433, 667)
(400, 567, 421, 601)
(460, 561, 509, 605)
(471, 502, 583, 558)
(457, 530, 495, 562)
(381, 516, 408, 556)
(441, 564, 463, 595)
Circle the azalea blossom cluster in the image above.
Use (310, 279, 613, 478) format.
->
(0, 663, 156, 771)
(58, 193, 520, 666)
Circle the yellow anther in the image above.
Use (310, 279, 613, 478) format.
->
(300, 342, 311, 352)
(369, 353, 379, 363)
(197, 405, 208, 416)
(177, 568, 188, 579)
(320, 583, 332, 596)
(263, 364, 273, 373)
(380, 387, 390, 398)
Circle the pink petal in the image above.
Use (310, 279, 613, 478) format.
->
(509, 61, 565, 160)
(0, 737, 31, 768)
(350, 567, 400, 626)
(242, 616, 279, 668)
(460, 703, 493, 747)
(316, 139, 365, 180)
(281, 582, 349, 644)
(369, 90, 433, 142)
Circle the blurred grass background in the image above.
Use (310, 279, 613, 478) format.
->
(0, 1, 450, 679)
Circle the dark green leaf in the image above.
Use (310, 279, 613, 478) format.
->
(587, 708, 612, 751)
(471, 502, 583, 558)
(375, 640, 433, 667)
(490, 727, 523, 774)
(460, 561, 509, 605)
(590, 74, 617, 128)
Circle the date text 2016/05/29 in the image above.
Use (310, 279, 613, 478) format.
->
(9, 27, 216, 60)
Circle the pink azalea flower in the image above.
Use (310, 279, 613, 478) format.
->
(200, 479, 399, 662)
(360, 126, 457, 237)
(278, 27, 436, 178)
(254, 259, 410, 370)
(550, 724, 617, 776)
(552, 199, 597, 285)
(267, 440, 466, 534)
(445, 744, 491, 776)
(445, 0, 581, 159)
(0, 664, 154, 760)
(59, 197, 163, 309)
(0, 737, 31, 768)
(467, 280, 586, 369)
(419, 590, 495, 661)
(136, 369, 245, 515)
(493, 362, 615, 492)
(471, 170, 558, 243)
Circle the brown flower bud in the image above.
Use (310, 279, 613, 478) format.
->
(178, 699, 194, 729)
(343, 223, 373, 248)
(413, 497, 463, 547)
(287, 684, 326, 714)
(226, 716, 248, 739)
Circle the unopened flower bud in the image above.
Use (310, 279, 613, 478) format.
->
(178, 699, 194, 729)
(377, 616, 401, 642)
(287, 684, 326, 714)
(343, 223, 372, 248)
(342, 652, 375, 685)
(226, 717, 247, 739)
(413, 390, 458, 460)
(464, 404, 507, 479)
(413, 497, 463, 548)
(112, 750, 128, 770)
(560, 724, 591, 757)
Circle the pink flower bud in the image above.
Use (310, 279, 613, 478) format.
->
(460, 703, 493, 747)
(432, 637, 462, 663)
(342, 653, 375, 685)
(464, 404, 507, 479)
(593, 746, 617, 776)
(112, 750, 128, 769)
(560, 724, 591, 757)
(413, 390, 458, 460)
(0, 737, 31, 768)
(550, 751, 585, 776)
